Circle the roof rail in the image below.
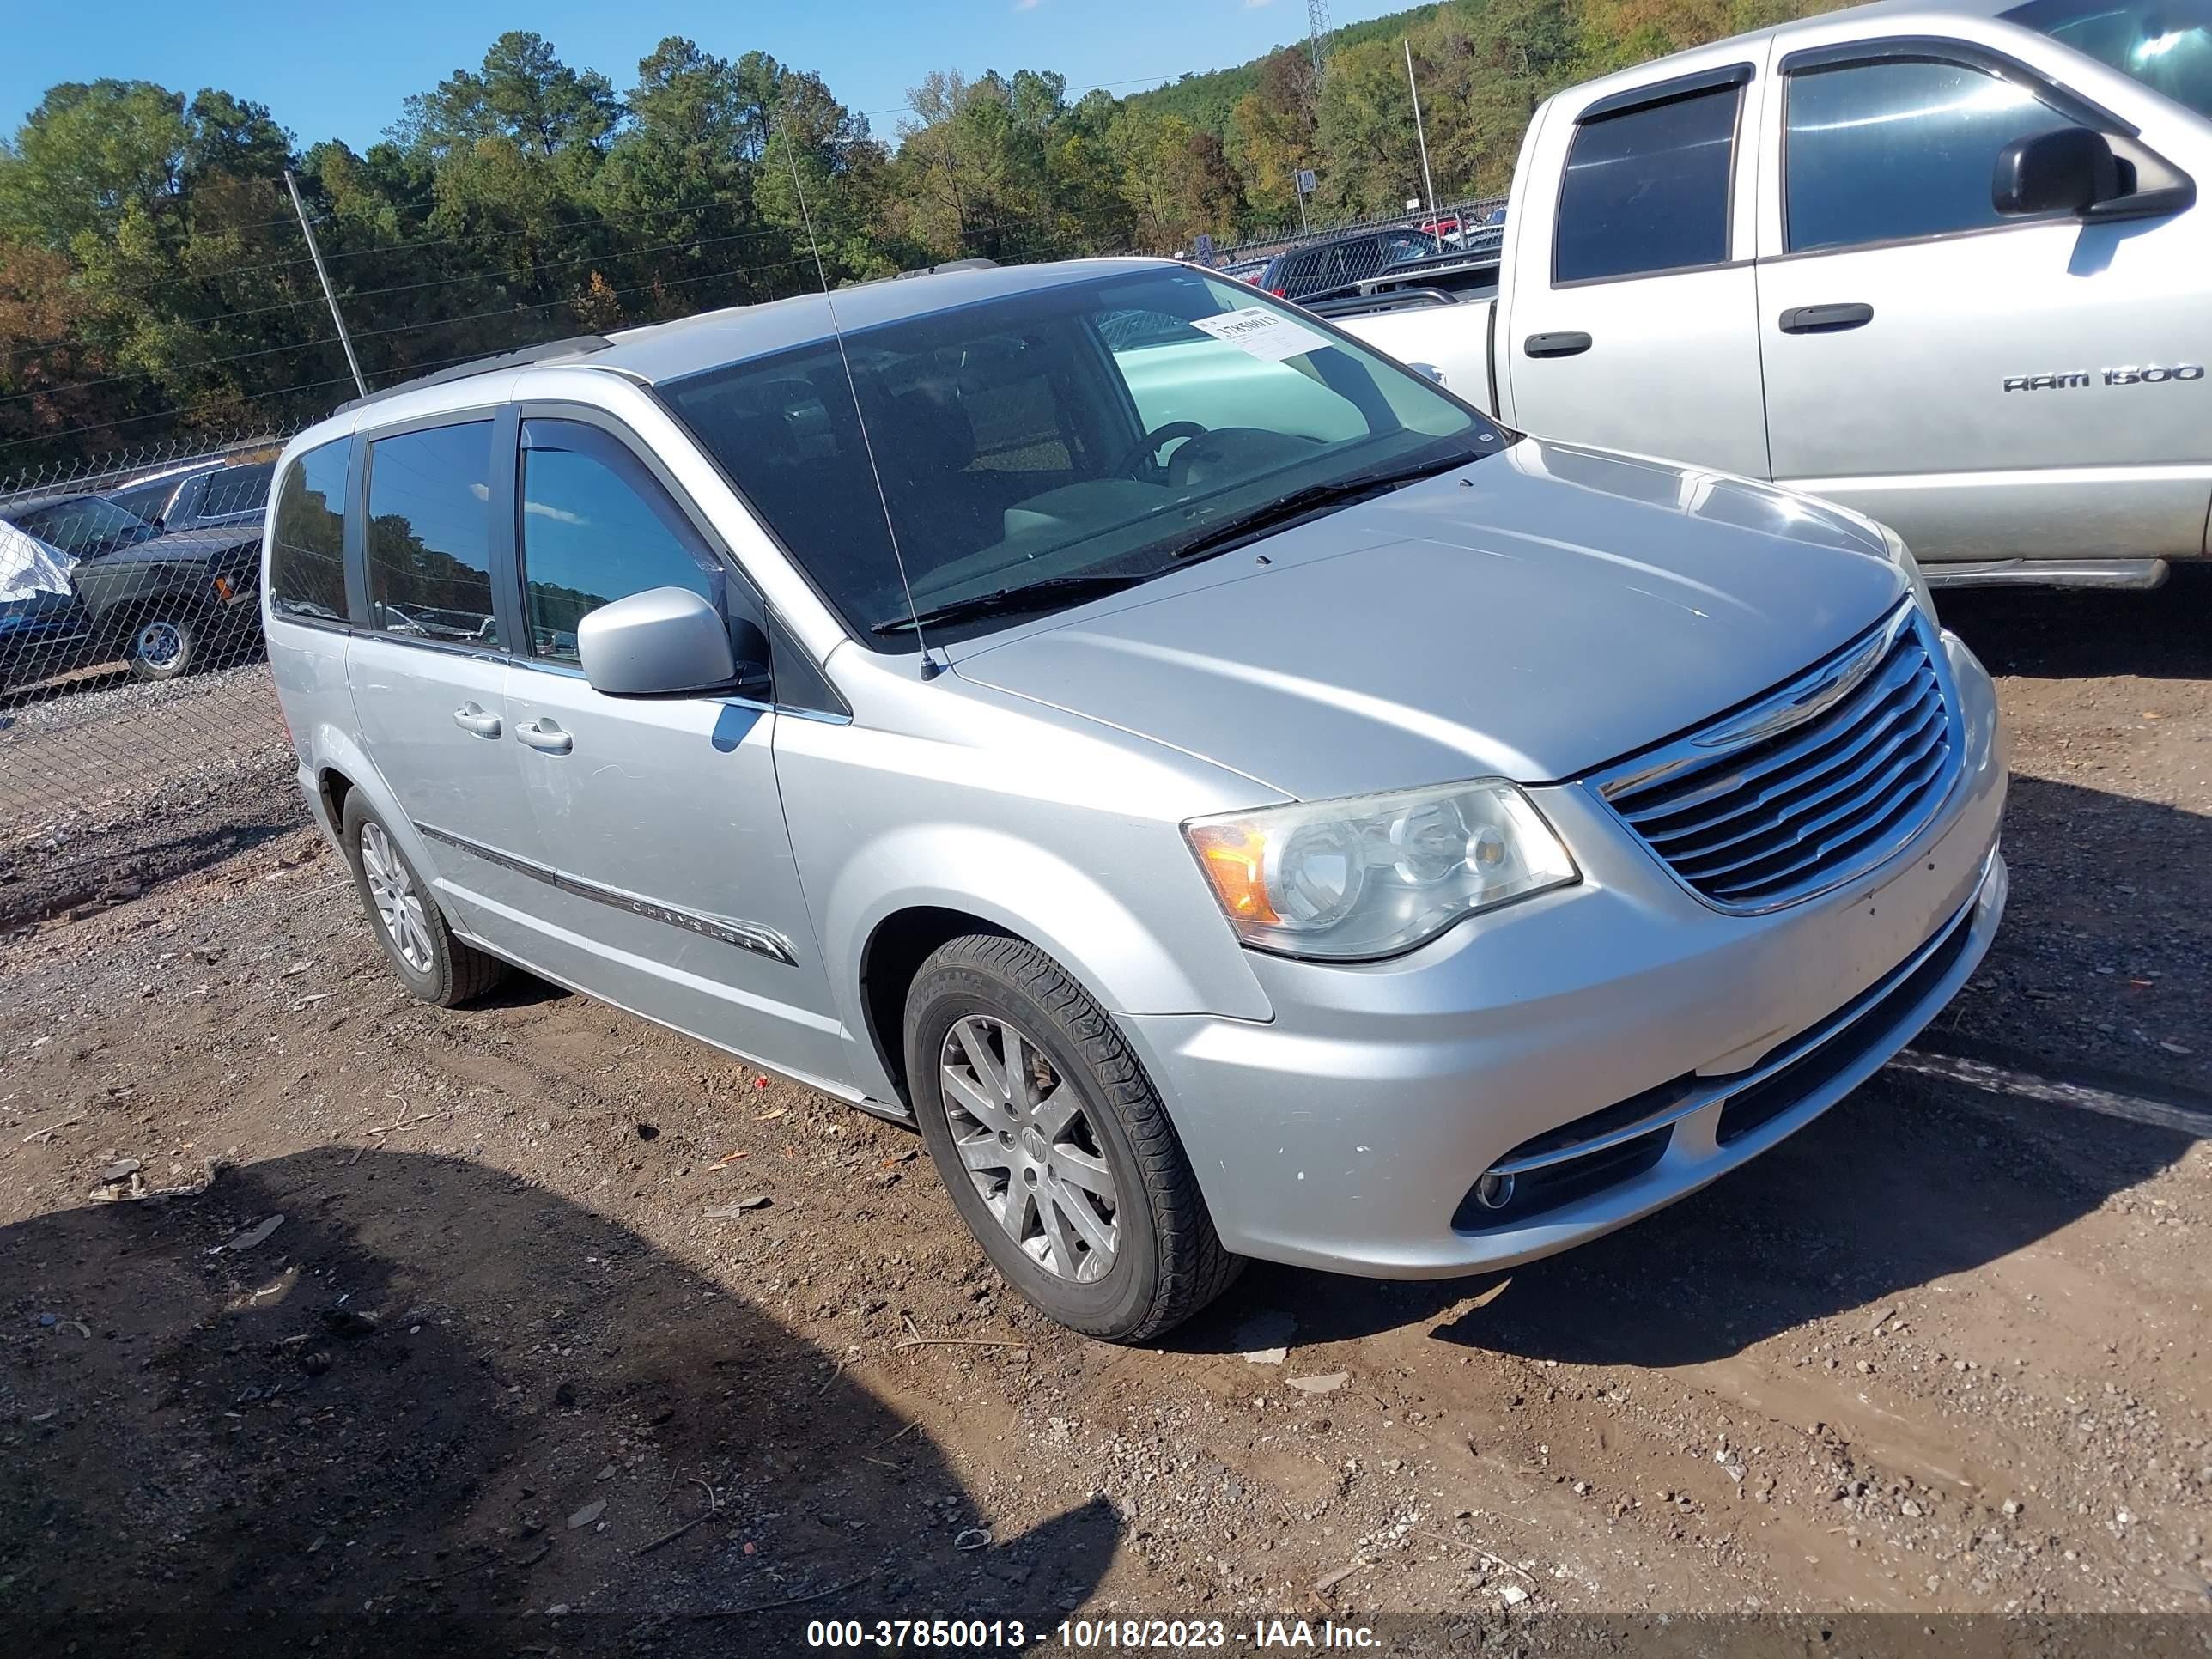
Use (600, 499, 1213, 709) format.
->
(335, 335, 616, 415)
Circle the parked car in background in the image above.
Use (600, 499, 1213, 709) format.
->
(265, 257, 2004, 1343)
(1330, 0, 2211, 588)
(1218, 257, 1271, 284)
(0, 489, 266, 688)
(1257, 224, 1444, 301)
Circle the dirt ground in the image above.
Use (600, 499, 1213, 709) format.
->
(3, 578, 2209, 1657)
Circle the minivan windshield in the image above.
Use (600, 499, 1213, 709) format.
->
(659, 267, 1500, 649)
(2005, 0, 2212, 118)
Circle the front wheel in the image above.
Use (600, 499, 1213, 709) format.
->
(905, 935, 1242, 1342)
(125, 612, 199, 682)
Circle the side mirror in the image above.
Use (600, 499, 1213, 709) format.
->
(1407, 362, 1448, 386)
(577, 586, 740, 697)
(1994, 125, 2120, 216)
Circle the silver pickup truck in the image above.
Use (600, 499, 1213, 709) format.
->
(1333, 0, 2212, 587)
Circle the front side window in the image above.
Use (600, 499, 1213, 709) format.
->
(1554, 84, 1740, 283)
(365, 422, 500, 647)
(659, 268, 1495, 651)
(518, 420, 719, 663)
(2005, 0, 2212, 118)
(269, 440, 350, 623)
(1785, 58, 2076, 251)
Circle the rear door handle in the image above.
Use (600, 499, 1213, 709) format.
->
(1778, 302, 1874, 334)
(516, 718, 572, 755)
(451, 702, 501, 738)
(1524, 331, 1593, 358)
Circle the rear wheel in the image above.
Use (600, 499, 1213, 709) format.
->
(125, 612, 198, 682)
(905, 934, 1242, 1342)
(338, 794, 507, 1007)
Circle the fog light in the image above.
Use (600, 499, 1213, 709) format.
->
(1474, 1170, 1516, 1211)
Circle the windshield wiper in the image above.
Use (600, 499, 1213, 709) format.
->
(869, 572, 1147, 637)
(1159, 449, 1484, 565)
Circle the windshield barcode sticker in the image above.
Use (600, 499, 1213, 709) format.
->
(1188, 307, 1332, 363)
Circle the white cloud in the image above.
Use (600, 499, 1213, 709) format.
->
(1013, 0, 1040, 10)
(524, 501, 589, 525)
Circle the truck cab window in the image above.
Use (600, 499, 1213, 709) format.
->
(1784, 59, 2075, 251)
(1554, 85, 1740, 283)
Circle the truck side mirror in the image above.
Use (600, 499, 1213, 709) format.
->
(1993, 125, 2120, 216)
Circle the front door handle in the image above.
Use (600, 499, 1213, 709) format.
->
(1778, 302, 1874, 334)
(516, 717, 572, 755)
(451, 702, 501, 738)
(1524, 331, 1593, 358)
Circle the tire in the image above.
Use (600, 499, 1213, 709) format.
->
(905, 934, 1243, 1342)
(125, 611, 199, 682)
(337, 793, 507, 1007)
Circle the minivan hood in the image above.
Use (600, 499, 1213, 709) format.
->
(953, 438, 1906, 799)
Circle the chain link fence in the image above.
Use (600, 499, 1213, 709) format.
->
(1, 432, 310, 926)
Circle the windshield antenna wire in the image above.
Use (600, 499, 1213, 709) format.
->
(777, 112, 939, 678)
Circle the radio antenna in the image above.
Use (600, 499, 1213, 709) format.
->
(777, 111, 939, 677)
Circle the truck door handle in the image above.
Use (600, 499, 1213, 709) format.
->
(451, 702, 501, 738)
(516, 718, 572, 755)
(1524, 331, 1593, 358)
(1778, 302, 1874, 334)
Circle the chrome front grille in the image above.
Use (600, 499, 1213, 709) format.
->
(1594, 603, 1960, 913)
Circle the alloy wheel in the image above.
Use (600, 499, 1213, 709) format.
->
(360, 822, 434, 975)
(938, 1014, 1121, 1283)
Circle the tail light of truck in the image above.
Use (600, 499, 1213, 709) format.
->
(1268, 286, 1287, 298)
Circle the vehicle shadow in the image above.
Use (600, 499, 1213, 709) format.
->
(1937, 562, 2212, 681)
(2, 1147, 1115, 1657)
(1174, 771, 2206, 1368)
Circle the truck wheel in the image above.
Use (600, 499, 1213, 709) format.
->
(125, 614, 199, 682)
(904, 934, 1243, 1342)
(338, 794, 508, 1007)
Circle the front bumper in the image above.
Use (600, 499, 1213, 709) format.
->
(1121, 628, 2008, 1277)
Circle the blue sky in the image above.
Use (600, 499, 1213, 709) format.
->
(5, 0, 1411, 151)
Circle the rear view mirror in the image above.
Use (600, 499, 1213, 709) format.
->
(1993, 125, 2120, 216)
(577, 586, 738, 697)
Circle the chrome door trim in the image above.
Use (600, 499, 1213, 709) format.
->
(414, 819, 799, 965)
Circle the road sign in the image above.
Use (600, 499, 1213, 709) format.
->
(1296, 169, 1318, 195)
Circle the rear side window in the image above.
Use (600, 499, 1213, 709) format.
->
(268, 440, 350, 624)
(1784, 59, 2076, 252)
(365, 422, 500, 647)
(199, 463, 276, 524)
(518, 419, 719, 663)
(1554, 84, 1741, 283)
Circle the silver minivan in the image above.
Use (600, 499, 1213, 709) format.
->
(263, 259, 2008, 1340)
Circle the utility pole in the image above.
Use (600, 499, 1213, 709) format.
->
(1405, 41, 1441, 252)
(285, 168, 368, 401)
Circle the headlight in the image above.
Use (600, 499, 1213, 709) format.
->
(1879, 522, 1938, 626)
(1185, 780, 1577, 960)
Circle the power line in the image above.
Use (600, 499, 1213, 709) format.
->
(104, 188, 765, 296)
(6, 220, 809, 364)
(0, 246, 837, 453)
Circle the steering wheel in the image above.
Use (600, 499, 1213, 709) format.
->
(1111, 421, 1207, 482)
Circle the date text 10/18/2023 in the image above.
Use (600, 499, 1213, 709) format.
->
(804, 1617, 1384, 1650)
